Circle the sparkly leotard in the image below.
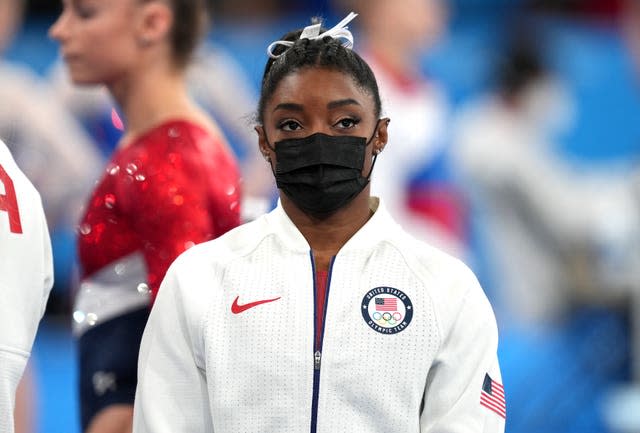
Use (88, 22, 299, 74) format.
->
(74, 119, 241, 334)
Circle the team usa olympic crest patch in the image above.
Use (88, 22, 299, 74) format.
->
(361, 287, 413, 334)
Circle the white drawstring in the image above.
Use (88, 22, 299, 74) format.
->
(266, 12, 358, 59)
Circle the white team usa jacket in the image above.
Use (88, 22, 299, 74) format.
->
(133, 198, 506, 433)
(0, 140, 53, 433)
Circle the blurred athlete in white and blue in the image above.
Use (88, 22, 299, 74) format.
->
(0, 138, 53, 433)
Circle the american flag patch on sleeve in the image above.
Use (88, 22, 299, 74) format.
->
(480, 373, 506, 419)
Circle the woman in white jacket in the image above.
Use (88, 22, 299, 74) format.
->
(133, 13, 505, 433)
(0, 139, 53, 433)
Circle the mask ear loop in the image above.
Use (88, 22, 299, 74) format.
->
(261, 129, 278, 178)
(262, 128, 276, 152)
(364, 119, 383, 181)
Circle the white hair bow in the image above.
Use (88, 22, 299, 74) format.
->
(267, 12, 358, 59)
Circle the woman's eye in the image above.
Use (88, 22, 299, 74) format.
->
(279, 120, 302, 131)
(74, 4, 96, 18)
(335, 118, 359, 129)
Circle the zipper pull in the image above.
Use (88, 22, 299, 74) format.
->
(314, 350, 322, 370)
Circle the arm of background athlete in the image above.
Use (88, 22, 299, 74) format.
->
(0, 142, 54, 433)
(133, 257, 213, 433)
(419, 266, 505, 433)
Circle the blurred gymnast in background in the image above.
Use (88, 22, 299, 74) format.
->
(451, 15, 640, 433)
(333, 0, 466, 257)
(49, 0, 241, 431)
(1, 0, 103, 301)
(1, 1, 102, 431)
(47, 2, 275, 222)
(451, 21, 640, 329)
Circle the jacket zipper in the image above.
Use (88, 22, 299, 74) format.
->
(310, 253, 335, 433)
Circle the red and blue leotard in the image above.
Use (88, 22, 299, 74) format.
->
(74, 119, 241, 334)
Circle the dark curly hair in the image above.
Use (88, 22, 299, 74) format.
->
(257, 22, 382, 123)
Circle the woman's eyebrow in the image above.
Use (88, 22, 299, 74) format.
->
(327, 98, 361, 109)
(273, 102, 304, 112)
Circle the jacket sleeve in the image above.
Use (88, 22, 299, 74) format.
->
(420, 268, 505, 433)
(132, 258, 213, 433)
(0, 142, 54, 433)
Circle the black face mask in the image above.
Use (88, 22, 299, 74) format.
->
(267, 128, 379, 217)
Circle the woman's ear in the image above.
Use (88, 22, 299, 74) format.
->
(255, 125, 271, 161)
(374, 118, 390, 153)
(136, 1, 172, 47)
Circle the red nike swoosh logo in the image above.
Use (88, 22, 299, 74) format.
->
(231, 295, 281, 314)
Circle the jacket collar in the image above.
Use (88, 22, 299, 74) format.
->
(264, 197, 402, 254)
